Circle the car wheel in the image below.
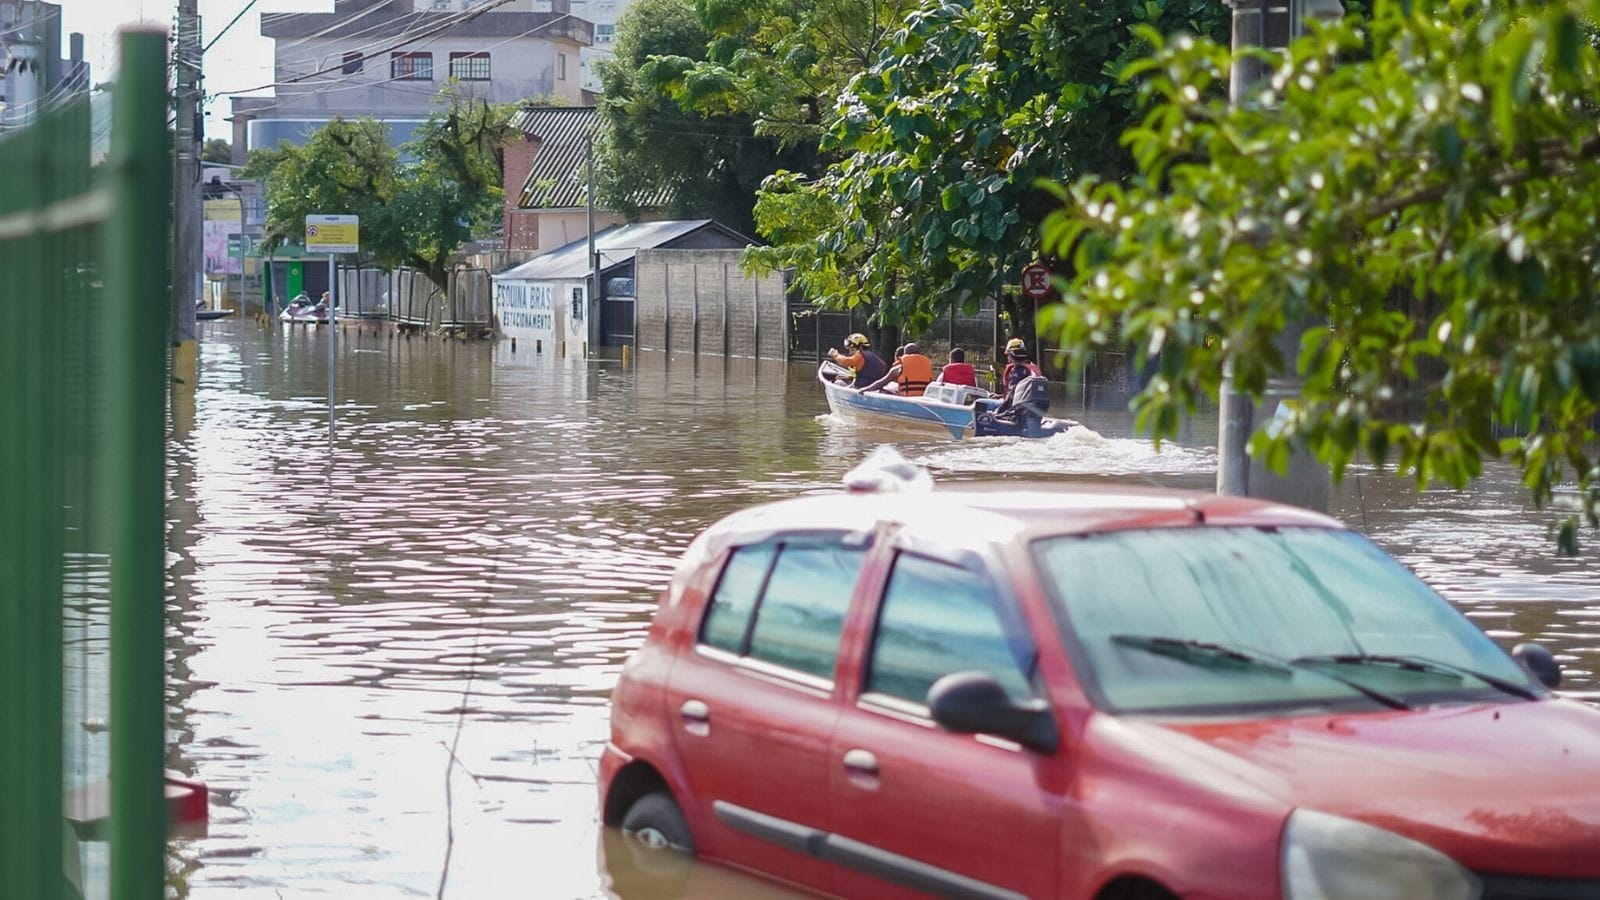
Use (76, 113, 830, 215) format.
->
(621, 791, 695, 854)
(615, 792, 695, 891)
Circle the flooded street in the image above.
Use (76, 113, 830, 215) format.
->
(167, 321, 1599, 898)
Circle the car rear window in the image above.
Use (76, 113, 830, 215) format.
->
(865, 554, 1036, 706)
(698, 537, 867, 682)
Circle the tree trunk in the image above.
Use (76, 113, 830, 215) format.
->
(997, 293, 1037, 356)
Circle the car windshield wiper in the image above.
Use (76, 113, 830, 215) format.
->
(1290, 653, 1539, 702)
(1111, 635, 1411, 711)
(1110, 635, 1294, 675)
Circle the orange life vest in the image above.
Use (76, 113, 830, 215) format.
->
(898, 353, 935, 397)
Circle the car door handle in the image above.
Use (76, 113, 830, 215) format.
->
(842, 748, 878, 774)
(679, 699, 710, 723)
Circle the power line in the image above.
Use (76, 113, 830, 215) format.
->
(202, 0, 260, 54)
(212, 0, 531, 98)
(228, 15, 579, 118)
(0, 2, 58, 41)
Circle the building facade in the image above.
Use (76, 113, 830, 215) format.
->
(0, 1, 89, 131)
(231, 0, 592, 162)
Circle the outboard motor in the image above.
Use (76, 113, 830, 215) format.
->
(975, 375, 1075, 438)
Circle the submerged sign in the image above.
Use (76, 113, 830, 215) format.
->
(305, 215, 359, 254)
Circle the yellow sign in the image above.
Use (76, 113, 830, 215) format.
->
(305, 214, 359, 254)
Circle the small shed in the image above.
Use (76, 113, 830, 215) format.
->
(491, 219, 754, 353)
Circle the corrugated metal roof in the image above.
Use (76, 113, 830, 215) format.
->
(493, 220, 749, 281)
(512, 105, 674, 210)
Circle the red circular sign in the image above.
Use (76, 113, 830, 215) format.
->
(1021, 263, 1051, 298)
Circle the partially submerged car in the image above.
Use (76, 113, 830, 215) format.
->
(599, 472, 1599, 899)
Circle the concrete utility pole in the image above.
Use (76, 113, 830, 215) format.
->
(585, 131, 597, 357)
(1216, 0, 1342, 511)
(172, 0, 201, 384)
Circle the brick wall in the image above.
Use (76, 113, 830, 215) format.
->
(634, 249, 788, 360)
(501, 134, 540, 251)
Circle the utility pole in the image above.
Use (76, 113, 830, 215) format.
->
(585, 131, 597, 358)
(1216, 0, 1341, 510)
(172, 0, 202, 386)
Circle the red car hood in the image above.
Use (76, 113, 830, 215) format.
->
(1151, 699, 1600, 878)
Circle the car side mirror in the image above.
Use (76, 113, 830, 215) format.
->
(927, 671, 1059, 754)
(1512, 642, 1562, 689)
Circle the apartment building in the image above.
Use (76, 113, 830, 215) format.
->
(230, 0, 592, 163)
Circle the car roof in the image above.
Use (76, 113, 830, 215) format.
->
(703, 483, 1344, 553)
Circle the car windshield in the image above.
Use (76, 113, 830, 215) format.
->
(1033, 527, 1534, 715)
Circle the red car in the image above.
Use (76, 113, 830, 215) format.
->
(599, 481, 1600, 899)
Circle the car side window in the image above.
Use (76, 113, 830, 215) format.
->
(696, 537, 868, 682)
(866, 553, 1036, 705)
(745, 543, 866, 679)
(700, 543, 777, 653)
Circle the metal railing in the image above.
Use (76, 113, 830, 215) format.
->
(0, 30, 170, 900)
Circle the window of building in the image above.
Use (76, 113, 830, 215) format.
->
(341, 51, 363, 75)
(558, 53, 567, 81)
(595, 24, 615, 43)
(865, 554, 1037, 705)
(390, 52, 433, 81)
(448, 51, 490, 81)
(697, 536, 867, 681)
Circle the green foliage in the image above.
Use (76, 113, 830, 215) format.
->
(201, 138, 232, 164)
(747, 0, 1229, 334)
(596, 0, 815, 232)
(245, 87, 514, 291)
(1040, 0, 1600, 547)
(650, 0, 917, 147)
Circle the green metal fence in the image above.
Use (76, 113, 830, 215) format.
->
(0, 30, 171, 900)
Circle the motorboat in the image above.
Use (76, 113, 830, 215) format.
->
(818, 361, 1076, 439)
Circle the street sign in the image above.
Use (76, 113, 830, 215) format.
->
(1021, 262, 1051, 299)
(227, 234, 252, 257)
(305, 214, 359, 254)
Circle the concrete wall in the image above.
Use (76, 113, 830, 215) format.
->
(634, 249, 787, 360)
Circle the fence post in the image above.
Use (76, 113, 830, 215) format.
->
(692, 264, 701, 356)
(106, 29, 173, 900)
(722, 263, 730, 358)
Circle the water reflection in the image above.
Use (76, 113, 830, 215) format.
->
(168, 321, 1597, 898)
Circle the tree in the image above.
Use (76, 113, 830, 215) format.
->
(1039, 0, 1600, 549)
(243, 90, 514, 291)
(595, 0, 814, 233)
(744, 0, 1229, 339)
(202, 138, 232, 164)
(646, 0, 917, 148)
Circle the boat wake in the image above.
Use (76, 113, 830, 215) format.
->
(916, 426, 1216, 477)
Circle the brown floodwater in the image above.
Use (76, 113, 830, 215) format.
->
(155, 320, 1598, 898)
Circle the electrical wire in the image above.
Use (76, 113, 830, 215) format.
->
(212, 0, 529, 98)
(201, 0, 261, 54)
(0, 0, 57, 40)
(228, 15, 578, 118)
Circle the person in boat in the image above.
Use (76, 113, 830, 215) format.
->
(827, 333, 889, 386)
(993, 338, 1046, 420)
(1000, 338, 1042, 392)
(859, 342, 935, 397)
(935, 347, 978, 388)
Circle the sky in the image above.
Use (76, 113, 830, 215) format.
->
(61, 0, 325, 141)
